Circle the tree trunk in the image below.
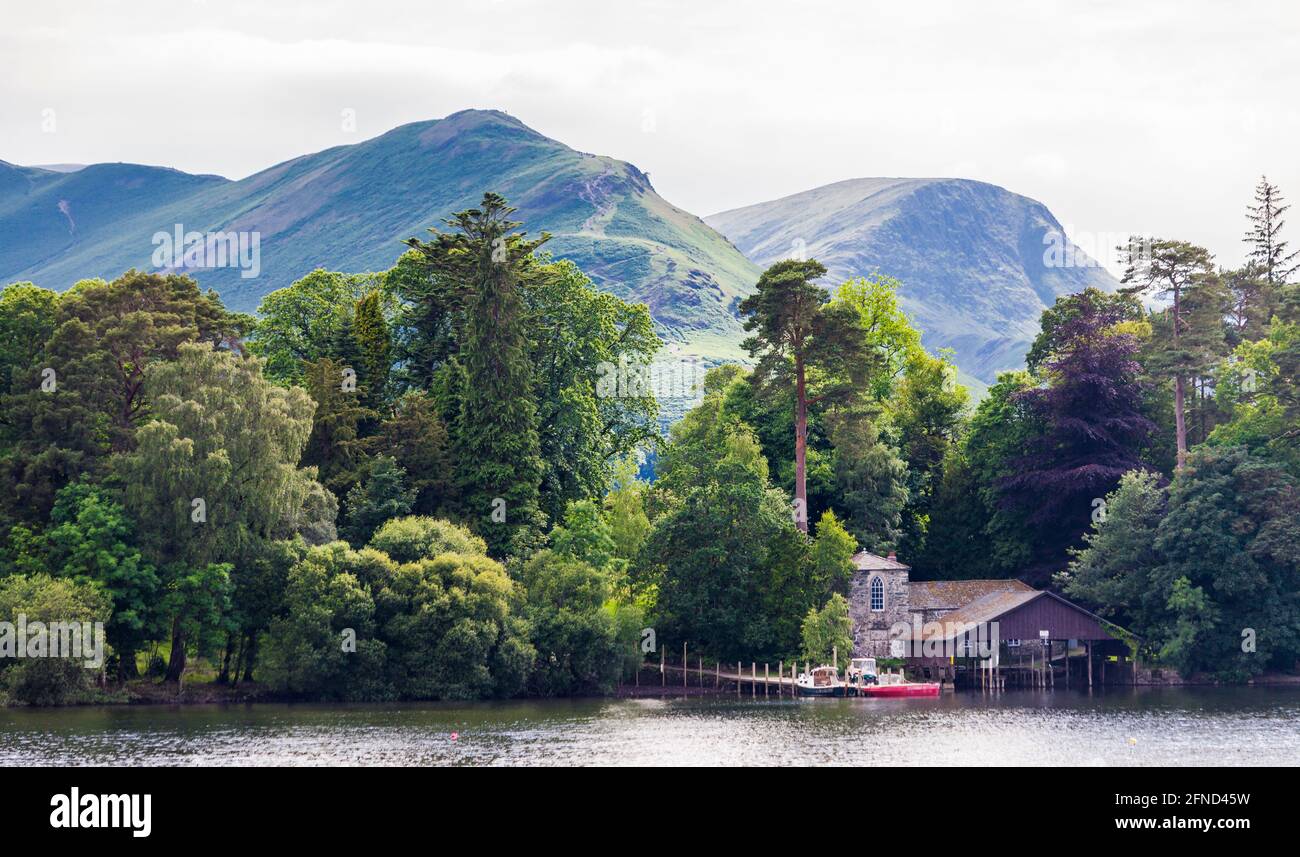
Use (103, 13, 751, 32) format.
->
(164, 617, 186, 683)
(118, 648, 139, 681)
(241, 634, 258, 683)
(1172, 284, 1188, 470)
(794, 356, 809, 533)
(217, 635, 235, 685)
(1174, 374, 1188, 470)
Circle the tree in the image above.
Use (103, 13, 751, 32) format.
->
(250, 269, 386, 385)
(646, 385, 816, 661)
(352, 289, 392, 409)
(36, 483, 160, 678)
(300, 356, 376, 496)
(0, 283, 59, 398)
(375, 391, 454, 516)
(259, 541, 390, 700)
(342, 456, 415, 547)
(889, 350, 968, 555)
(825, 410, 909, 553)
(1120, 239, 1225, 468)
(550, 499, 619, 574)
(367, 516, 486, 563)
(604, 454, 651, 566)
(739, 259, 871, 532)
(1026, 288, 1143, 374)
(405, 193, 547, 557)
(1150, 446, 1300, 680)
(800, 593, 853, 672)
(527, 260, 659, 523)
(378, 551, 534, 700)
(1002, 294, 1155, 582)
(117, 342, 325, 681)
(0, 573, 111, 705)
(830, 273, 924, 399)
(520, 549, 621, 696)
(1062, 469, 1168, 648)
(1243, 176, 1299, 287)
(808, 510, 857, 599)
(0, 272, 243, 523)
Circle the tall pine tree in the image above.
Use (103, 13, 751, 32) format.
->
(1244, 176, 1299, 287)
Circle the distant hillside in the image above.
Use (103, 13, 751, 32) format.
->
(706, 177, 1118, 385)
(0, 110, 759, 361)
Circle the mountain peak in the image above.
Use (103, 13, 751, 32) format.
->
(706, 178, 1116, 385)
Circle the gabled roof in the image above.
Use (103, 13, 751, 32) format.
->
(909, 579, 1034, 611)
(899, 589, 1128, 643)
(852, 550, 909, 571)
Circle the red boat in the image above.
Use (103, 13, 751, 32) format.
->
(860, 681, 940, 698)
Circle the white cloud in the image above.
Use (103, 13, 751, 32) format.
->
(3, 0, 1298, 270)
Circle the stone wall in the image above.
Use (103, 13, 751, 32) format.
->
(848, 568, 911, 657)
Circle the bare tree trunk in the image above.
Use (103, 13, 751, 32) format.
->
(164, 617, 186, 683)
(1172, 285, 1188, 470)
(217, 635, 235, 685)
(1174, 374, 1188, 470)
(241, 634, 258, 683)
(794, 356, 809, 533)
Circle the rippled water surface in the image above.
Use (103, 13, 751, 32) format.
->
(3, 688, 1299, 766)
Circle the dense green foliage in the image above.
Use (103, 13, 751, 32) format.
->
(3, 175, 1298, 697)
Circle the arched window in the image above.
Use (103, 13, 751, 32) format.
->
(870, 576, 885, 612)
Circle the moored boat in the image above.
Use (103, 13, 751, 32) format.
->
(859, 671, 940, 697)
(795, 665, 851, 697)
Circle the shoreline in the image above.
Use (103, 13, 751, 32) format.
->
(6, 672, 1300, 709)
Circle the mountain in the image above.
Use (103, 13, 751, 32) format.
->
(0, 110, 759, 361)
(4, 116, 1117, 384)
(705, 177, 1118, 386)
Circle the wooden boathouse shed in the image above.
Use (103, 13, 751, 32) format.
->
(898, 589, 1135, 689)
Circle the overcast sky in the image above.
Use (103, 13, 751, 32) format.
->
(4, 0, 1298, 273)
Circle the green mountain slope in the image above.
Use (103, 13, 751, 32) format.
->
(0, 110, 758, 360)
(706, 177, 1119, 385)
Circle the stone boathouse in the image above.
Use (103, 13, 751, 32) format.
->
(846, 550, 1135, 686)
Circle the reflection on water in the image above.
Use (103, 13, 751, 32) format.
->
(2, 688, 1299, 766)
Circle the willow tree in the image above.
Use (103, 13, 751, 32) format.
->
(405, 193, 547, 557)
(739, 259, 870, 532)
(119, 342, 324, 682)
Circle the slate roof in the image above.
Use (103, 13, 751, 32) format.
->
(909, 579, 1034, 611)
(851, 550, 910, 571)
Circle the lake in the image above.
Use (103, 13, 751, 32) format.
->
(3, 687, 1299, 766)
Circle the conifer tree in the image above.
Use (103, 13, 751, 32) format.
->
(405, 193, 546, 557)
(1120, 239, 1225, 468)
(1244, 176, 1299, 287)
(739, 259, 871, 532)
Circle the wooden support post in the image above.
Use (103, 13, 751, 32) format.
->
(660, 645, 665, 687)
(698, 655, 703, 688)
(737, 661, 741, 694)
(765, 663, 770, 697)
(1065, 642, 1070, 689)
(683, 642, 688, 688)
(778, 661, 783, 696)
(1087, 641, 1093, 689)
(751, 662, 756, 698)
(715, 660, 720, 689)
